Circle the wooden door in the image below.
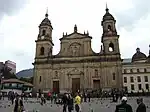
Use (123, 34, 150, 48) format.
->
(93, 80, 100, 89)
(53, 81, 59, 94)
(72, 78, 80, 93)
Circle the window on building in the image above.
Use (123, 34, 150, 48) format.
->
(130, 77, 134, 83)
(137, 76, 141, 82)
(145, 84, 149, 90)
(144, 76, 148, 82)
(131, 84, 135, 90)
(124, 86, 128, 92)
(39, 76, 41, 83)
(124, 69, 127, 73)
(95, 69, 98, 76)
(138, 84, 142, 90)
(42, 30, 46, 36)
(144, 68, 147, 72)
(113, 73, 115, 80)
(9, 83, 12, 87)
(130, 69, 133, 73)
(137, 69, 140, 72)
(40, 47, 44, 55)
(108, 43, 114, 52)
(124, 77, 127, 83)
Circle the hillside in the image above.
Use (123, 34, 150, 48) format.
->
(16, 68, 33, 78)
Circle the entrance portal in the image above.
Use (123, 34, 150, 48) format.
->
(53, 81, 60, 94)
(93, 80, 100, 89)
(72, 78, 80, 93)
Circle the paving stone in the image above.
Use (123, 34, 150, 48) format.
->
(0, 97, 150, 112)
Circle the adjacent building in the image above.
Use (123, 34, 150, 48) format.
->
(33, 7, 123, 93)
(123, 48, 150, 93)
(5, 60, 16, 74)
(1, 78, 33, 95)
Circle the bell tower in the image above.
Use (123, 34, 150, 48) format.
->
(35, 10, 54, 58)
(101, 5, 120, 55)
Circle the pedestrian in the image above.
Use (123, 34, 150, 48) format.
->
(75, 93, 81, 112)
(136, 98, 146, 112)
(115, 96, 133, 112)
(67, 94, 74, 112)
(62, 93, 68, 112)
(14, 96, 19, 112)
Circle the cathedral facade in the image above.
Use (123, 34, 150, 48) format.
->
(33, 8, 123, 93)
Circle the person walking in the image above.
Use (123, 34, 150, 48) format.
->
(75, 93, 81, 112)
(136, 98, 146, 112)
(115, 96, 133, 112)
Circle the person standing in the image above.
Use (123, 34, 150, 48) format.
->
(14, 96, 19, 112)
(136, 98, 146, 112)
(115, 96, 133, 112)
(67, 94, 74, 112)
(62, 93, 68, 112)
(75, 93, 81, 112)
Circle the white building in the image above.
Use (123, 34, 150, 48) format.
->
(122, 48, 150, 93)
(5, 60, 16, 74)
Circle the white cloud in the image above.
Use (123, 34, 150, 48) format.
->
(0, 0, 150, 72)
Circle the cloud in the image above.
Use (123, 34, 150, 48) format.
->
(116, 0, 150, 30)
(0, 0, 150, 72)
(0, 0, 29, 20)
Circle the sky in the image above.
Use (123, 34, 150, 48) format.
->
(0, 0, 150, 72)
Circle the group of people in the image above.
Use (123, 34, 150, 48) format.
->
(115, 97, 146, 112)
(62, 93, 81, 112)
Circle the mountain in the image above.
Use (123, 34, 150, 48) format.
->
(16, 68, 33, 78)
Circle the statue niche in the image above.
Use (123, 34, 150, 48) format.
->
(69, 42, 81, 56)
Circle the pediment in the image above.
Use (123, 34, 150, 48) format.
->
(68, 68, 83, 75)
(66, 33, 85, 39)
(60, 32, 92, 40)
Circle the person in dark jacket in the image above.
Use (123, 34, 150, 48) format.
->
(115, 96, 133, 112)
(14, 96, 19, 112)
(67, 94, 74, 112)
(62, 93, 68, 112)
(136, 98, 146, 112)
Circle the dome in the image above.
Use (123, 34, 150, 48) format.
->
(102, 8, 115, 21)
(132, 48, 147, 62)
(39, 13, 51, 27)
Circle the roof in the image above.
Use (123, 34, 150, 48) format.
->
(122, 58, 132, 63)
(132, 48, 147, 62)
(23, 82, 33, 87)
(60, 25, 92, 41)
(2, 78, 33, 87)
(39, 13, 52, 27)
(2, 79, 24, 84)
(102, 8, 115, 22)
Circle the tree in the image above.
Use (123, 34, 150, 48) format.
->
(0, 66, 17, 79)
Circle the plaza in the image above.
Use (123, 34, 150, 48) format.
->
(0, 97, 150, 112)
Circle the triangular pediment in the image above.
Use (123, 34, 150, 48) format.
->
(60, 32, 92, 40)
(68, 68, 83, 75)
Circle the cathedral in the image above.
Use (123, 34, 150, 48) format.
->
(33, 7, 123, 93)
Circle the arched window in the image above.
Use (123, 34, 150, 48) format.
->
(39, 76, 41, 83)
(95, 69, 98, 76)
(108, 25, 112, 31)
(113, 73, 116, 80)
(109, 43, 114, 52)
(40, 47, 44, 55)
(42, 30, 46, 36)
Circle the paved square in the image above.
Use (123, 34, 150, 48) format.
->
(0, 97, 150, 112)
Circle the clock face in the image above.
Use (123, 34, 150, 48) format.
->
(41, 36, 44, 39)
